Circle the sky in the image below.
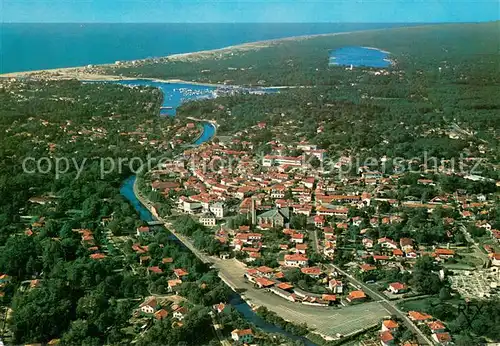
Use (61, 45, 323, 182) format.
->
(1, 0, 499, 23)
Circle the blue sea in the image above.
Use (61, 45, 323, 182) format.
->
(0, 23, 418, 73)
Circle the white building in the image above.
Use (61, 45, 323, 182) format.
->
(231, 329, 254, 343)
(284, 254, 308, 267)
(139, 297, 157, 314)
(209, 202, 226, 219)
(199, 212, 216, 227)
(328, 279, 343, 293)
(181, 200, 202, 214)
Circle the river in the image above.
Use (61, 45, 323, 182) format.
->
(117, 80, 316, 345)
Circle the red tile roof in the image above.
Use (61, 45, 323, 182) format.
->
(408, 311, 433, 321)
(284, 254, 308, 262)
(380, 331, 394, 343)
(348, 290, 366, 300)
(383, 320, 399, 329)
(277, 282, 294, 290)
(389, 282, 407, 291)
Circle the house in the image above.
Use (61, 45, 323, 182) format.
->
(174, 268, 189, 278)
(399, 238, 414, 252)
(255, 277, 275, 288)
(168, 279, 182, 293)
(381, 320, 399, 332)
(378, 237, 398, 249)
(432, 332, 452, 345)
(388, 282, 407, 294)
(199, 212, 216, 226)
(322, 294, 337, 304)
(351, 216, 362, 227)
(373, 255, 390, 263)
(380, 331, 395, 346)
(235, 232, 262, 244)
(256, 266, 274, 278)
(362, 171, 382, 179)
(139, 297, 158, 314)
(231, 329, 254, 344)
(490, 253, 500, 266)
(162, 257, 174, 264)
(328, 279, 343, 293)
(295, 243, 308, 254)
(90, 253, 106, 260)
(209, 202, 226, 218)
(427, 320, 446, 334)
(132, 243, 149, 254)
(257, 207, 290, 228)
(300, 267, 322, 278)
(363, 238, 374, 248)
(314, 215, 326, 228)
(181, 200, 203, 214)
(291, 233, 304, 243)
(154, 309, 168, 320)
(276, 282, 294, 291)
(360, 264, 377, 272)
(284, 254, 308, 267)
(136, 226, 151, 237)
(270, 286, 297, 302)
(173, 306, 188, 320)
(408, 311, 433, 322)
(434, 248, 455, 259)
(406, 250, 418, 259)
(323, 243, 335, 258)
(213, 302, 226, 314)
(148, 266, 164, 274)
(346, 290, 366, 303)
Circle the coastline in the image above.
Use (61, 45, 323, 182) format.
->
(0, 26, 400, 80)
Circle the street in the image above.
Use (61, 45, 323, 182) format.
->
(326, 264, 434, 346)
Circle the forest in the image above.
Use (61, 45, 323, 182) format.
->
(0, 81, 250, 345)
(158, 22, 500, 172)
(109, 22, 500, 88)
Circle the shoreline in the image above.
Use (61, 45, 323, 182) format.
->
(0, 25, 403, 79)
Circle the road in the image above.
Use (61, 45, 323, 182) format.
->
(326, 264, 434, 346)
(133, 177, 212, 265)
(458, 224, 488, 267)
(308, 229, 320, 254)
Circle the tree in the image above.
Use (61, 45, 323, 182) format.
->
(10, 281, 73, 343)
(290, 214, 307, 229)
(439, 287, 452, 301)
(0, 235, 40, 278)
(410, 256, 443, 294)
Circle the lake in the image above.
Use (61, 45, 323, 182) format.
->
(330, 46, 391, 68)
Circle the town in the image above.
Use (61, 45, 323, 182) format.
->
(129, 117, 500, 345)
(1, 19, 499, 346)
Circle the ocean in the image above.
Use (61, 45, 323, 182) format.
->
(0, 23, 418, 74)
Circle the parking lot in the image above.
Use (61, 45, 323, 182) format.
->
(214, 258, 389, 338)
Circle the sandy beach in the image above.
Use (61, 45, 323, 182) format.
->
(0, 27, 392, 81)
